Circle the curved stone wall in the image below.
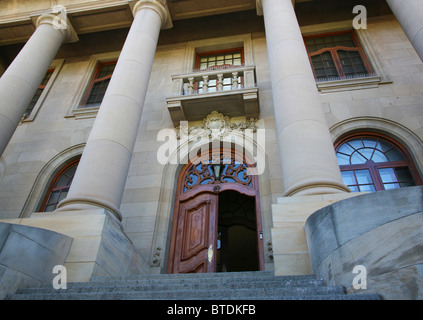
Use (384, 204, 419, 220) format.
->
(0, 223, 73, 299)
(305, 186, 423, 300)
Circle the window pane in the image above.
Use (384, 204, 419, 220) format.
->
(383, 183, 400, 190)
(386, 149, 405, 162)
(359, 184, 376, 192)
(338, 144, 355, 156)
(350, 151, 367, 164)
(396, 167, 413, 182)
(349, 186, 360, 192)
(46, 190, 60, 206)
(348, 139, 364, 149)
(378, 168, 397, 183)
(311, 52, 338, 81)
(341, 171, 357, 185)
(363, 138, 377, 148)
(337, 153, 350, 165)
(377, 140, 394, 153)
(355, 169, 373, 184)
(371, 150, 389, 163)
(56, 175, 71, 188)
(359, 148, 373, 161)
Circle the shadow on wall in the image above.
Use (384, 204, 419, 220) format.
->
(0, 223, 73, 299)
(305, 186, 423, 300)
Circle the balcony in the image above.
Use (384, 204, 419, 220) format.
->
(166, 65, 259, 127)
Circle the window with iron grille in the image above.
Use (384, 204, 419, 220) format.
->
(304, 31, 374, 82)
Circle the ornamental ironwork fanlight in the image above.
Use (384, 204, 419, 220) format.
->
(183, 156, 253, 193)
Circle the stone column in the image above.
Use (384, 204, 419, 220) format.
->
(0, 8, 77, 157)
(56, 0, 170, 221)
(259, 0, 349, 196)
(386, 0, 423, 63)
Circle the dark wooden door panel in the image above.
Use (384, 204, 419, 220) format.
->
(168, 192, 218, 274)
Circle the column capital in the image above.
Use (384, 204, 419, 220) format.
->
(35, 6, 78, 43)
(132, 0, 173, 29)
(256, 0, 296, 16)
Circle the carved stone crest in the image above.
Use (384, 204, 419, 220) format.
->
(176, 111, 257, 140)
(203, 111, 230, 140)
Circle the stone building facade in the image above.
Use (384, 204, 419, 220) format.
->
(0, 0, 422, 299)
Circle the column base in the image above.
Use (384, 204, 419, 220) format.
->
(271, 192, 365, 276)
(1, 209, 149, 283)
(55, 196, 123, 224)
(283, 180, 351, 197)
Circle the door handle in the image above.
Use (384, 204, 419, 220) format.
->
(208, 244, 213, 262)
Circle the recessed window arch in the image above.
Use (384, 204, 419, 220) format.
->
(335, 133, 422, 192)
(39, 159, 79, 212)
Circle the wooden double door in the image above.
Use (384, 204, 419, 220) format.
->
(167, 153, 264, 274)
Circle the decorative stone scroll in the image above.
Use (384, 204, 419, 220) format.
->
(177, 111, 257, 140)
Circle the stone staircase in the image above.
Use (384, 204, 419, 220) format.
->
(6, 271, 380, 300)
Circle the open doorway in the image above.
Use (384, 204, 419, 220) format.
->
(217, 190, 259, 272)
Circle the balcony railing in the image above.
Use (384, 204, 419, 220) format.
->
(166, 65, 259, 127)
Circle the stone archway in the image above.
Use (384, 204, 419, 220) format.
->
(166, 148, 264, 273)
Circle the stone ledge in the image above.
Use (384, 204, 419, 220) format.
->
(305, 186, 423, 299)
(0, 222, 73, 299)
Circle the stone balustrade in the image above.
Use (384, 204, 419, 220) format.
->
(170, 65, 257, 96)
(166, 65, 259, 127)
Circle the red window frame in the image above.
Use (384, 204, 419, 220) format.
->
(304, 31, 374, 81)
(25, 68, 55, 117)
(40, 159, 79, 212)
(335, 133, 422, 192)
(80, 60, 117, 107)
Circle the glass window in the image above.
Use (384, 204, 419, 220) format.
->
(81, 61, 116, 108)
(304, 31, 373, 82)
(196, 49, 244, 71)
(40, 160, 79, 212)
(336, 135, 421, 192)
(24, 69, 55, 117)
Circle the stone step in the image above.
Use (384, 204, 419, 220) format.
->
(6, 271, 381, 300)
(16, 279, 333, 296)
(9, 286, 346, 300)
(90, 270, 278, 282)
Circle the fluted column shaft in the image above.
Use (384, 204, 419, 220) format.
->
(57, 0, 169, 220)
(260, 0, 349, 196)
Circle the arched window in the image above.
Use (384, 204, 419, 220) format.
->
(335, 134, 422, 192)
(40, 159, 79, 212)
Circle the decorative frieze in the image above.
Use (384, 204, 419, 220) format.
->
(175, 111, 257, 141)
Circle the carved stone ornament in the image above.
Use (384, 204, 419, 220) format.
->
(151, 247, 162, 267)
(176, 111, 257, 140)
(203, 111, 230, 140)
